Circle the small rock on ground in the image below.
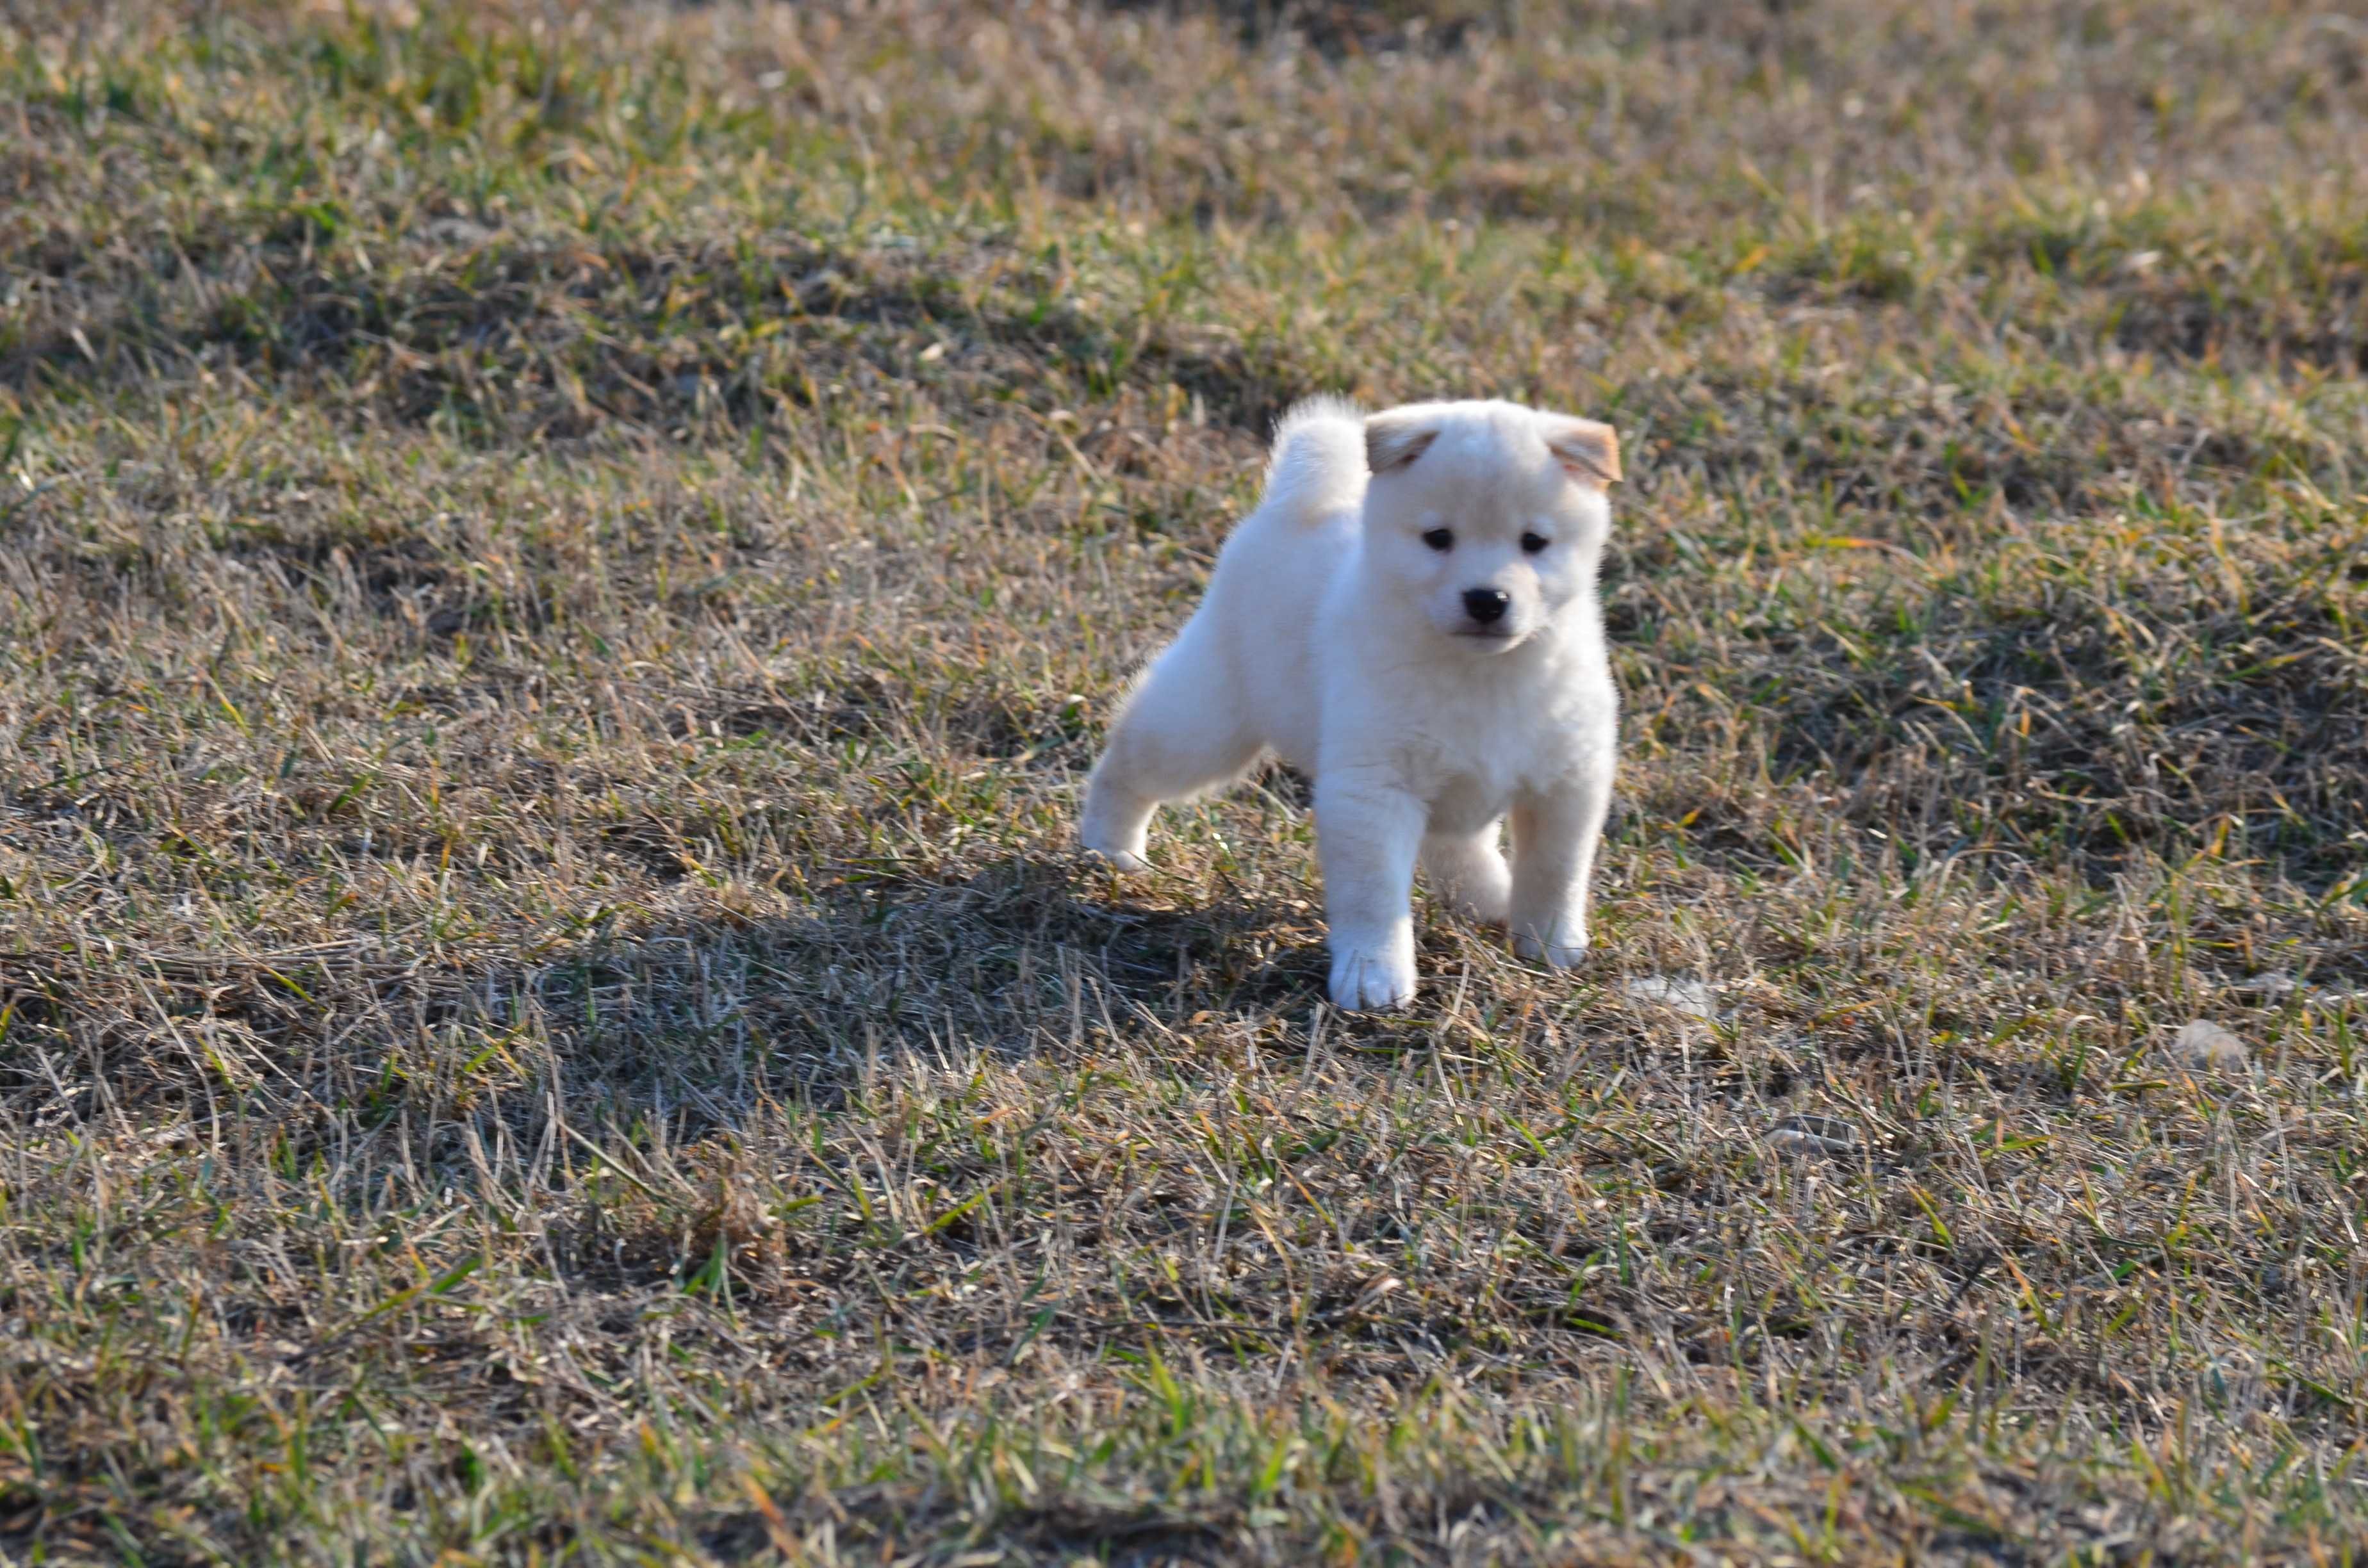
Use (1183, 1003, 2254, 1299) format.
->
(2169, 1019, 2248, 1072)
(1623, 976, 1718, 1020)
(1766, 1113, 1861, 1158)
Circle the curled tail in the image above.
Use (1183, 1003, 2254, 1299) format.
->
(1260, 396, 1367, 523)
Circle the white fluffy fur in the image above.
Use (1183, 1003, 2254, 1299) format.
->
(1080, 398, 1622, 1010)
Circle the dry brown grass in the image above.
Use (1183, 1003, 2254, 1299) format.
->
(2, 1, 2366, 1562)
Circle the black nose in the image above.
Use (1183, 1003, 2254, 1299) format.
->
(1462, 587, 1510, 625)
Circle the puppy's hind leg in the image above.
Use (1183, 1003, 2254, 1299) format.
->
(1080, 632, 1257, 872)
(1422, 822, 1511, 927)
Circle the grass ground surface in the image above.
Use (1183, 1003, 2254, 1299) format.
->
(3, 1, 2367, 1561)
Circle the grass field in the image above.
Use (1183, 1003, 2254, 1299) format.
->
(3, 0, 2367, 1561)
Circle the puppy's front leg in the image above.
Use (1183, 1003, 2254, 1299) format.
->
(1315, 777, 1424, 1010)
(1509, 755, 1613, 969)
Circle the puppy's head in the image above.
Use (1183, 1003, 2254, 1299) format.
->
(1361, 400, 1620, 651)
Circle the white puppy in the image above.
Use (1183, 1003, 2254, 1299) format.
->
(1080, 398, 1622, 1010)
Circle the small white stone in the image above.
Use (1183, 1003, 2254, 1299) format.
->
(1623, 976, 1718, 1020)
(2169, 1020, 2248, 1072)
(1766, 1115, 1861, 1157)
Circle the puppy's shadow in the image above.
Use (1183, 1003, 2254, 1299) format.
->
(511, 850, 1328, 1111)
(909, 849, 1332, 1032)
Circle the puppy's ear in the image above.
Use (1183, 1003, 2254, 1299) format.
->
(1540, 415, 1621, 487)
(1365, 411, 1440, 475)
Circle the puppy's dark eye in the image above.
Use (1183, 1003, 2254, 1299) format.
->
(1421, 528, 1454, 552)
(1521, 532, 1550, 554)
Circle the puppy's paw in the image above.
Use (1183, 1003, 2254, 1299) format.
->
(1082, 840, 1152, 874)
(1455, 875, 1512, 928)
(1328, 944, 1417, 1011)
(1424, 838, 1511, 927)
(1513, 929, 1590, 970)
